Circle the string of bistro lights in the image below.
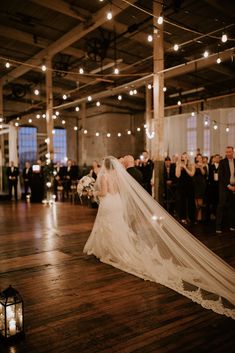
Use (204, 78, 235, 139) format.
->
(0, 0, 234, 137)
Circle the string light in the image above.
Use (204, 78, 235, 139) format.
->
(177, 100, 182, 106)
(213, 121, 218, 130)
(137, 127, 141, 132)
(0, 118, 3, 123)
(41, 64, 47, 72)
(221, 34, 228, 43)
(147, 83, 152, 89)
(42, 114, 46, 119)
(36, 114, 41, 119)
(133, 89, 137, 94)
(216, 57, 221, 64)
(55, 111, 60, 116)
(204, 118, 209, 126)
(95, 132, 100, 136)
(52, 129, 55, 134)
(203, 50, 209, 58)
(114, 67, 119, 74)
(62, 120, 65, 125)
(127, 130, 131, 135)
(28, 118, 32, 123)
(0, 125, 2, 129)
(96, 101, 101, 107)
(118, 94, 122, 100)
(79, 67, 84, 74)
(117, 132, 122, 137)
(157, 16, 163, 25)
(225, 126, 230, 132)
(107, 11, 112, 20)
(173, 44, 179, 51)
(74, 126, 78, 131)
(163, 86, 167, 92)
(146, 129, 155, 139)
(15, 122, 19, 127)
(5, 62, 11, 68)
(144, 124, 147, 128)
(87, 96, 92, 102)
(147, 34, 153, 42)
(75, 106, 80, 111)
(84, 129, 88, 134)
(191, 112, 195, 116)
(129, 90, 134, 95)
(107, 133, 111, 137)
(34, 89, 40, 95)
(52, 114, 57, 120)
(63, 94, 67, 100)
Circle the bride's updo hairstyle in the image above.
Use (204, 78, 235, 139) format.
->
(104, 157, 114, 170)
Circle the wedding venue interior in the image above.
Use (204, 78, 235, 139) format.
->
(0, 0, 235, 352)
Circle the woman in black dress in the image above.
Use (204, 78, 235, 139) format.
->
(193, 154, 207, 222)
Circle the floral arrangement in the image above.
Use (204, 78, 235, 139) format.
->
(77, 175, 96, 199)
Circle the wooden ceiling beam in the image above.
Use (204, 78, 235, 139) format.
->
(0, 0, 136, 86)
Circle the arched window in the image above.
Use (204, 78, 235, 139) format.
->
(18, 126, 37, 169)
(53, 127, 67, 163)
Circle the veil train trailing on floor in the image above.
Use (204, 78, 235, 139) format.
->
(84, 156, 235, 319)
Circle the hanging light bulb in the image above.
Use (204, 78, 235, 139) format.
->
(129, 90, 134, 95)
(221, 34, 228, 43)
(107, 11, 112, 20)
(52, 114, 57, 120)
(15, 122, 19, 127)
(36, 114, 41, 119)
(117, 132, 121, 137)
(127, 130, 131, 135)
(203, 50, 209, 58)
(118, 94, 122, 100)
(52, 129, 55, 134)
(62, 120, 65, 125)
(34, 89, 40, 96)
(137, 127, 141, 132)
(133, 89, 137, 95)
(204, 118, 209, 126)
(173, 44, 179, 51)
(42, 114, 46, 119)
(62, 94, 67, 100)
(5, 62, 11, 68)
(191, 112, 195, 117)
(84, 129, 88, 134)
(225, 126, 230, 132)
(177, 100, 182, 106)
(114, 67, 119, 75)
(0, 117, 3, 123)
(157, 15, 163, 25)
(107, 133, 111, 137)
(95, 132, 100, 137)
(79, 67, 84, 74)
(216, 57, 221, 64)
(75, 106, 80, 112)
(55, 111, 60, 116)
(213, 122, 218, 130)
(148, 84, 152, 90)
(163, 86, 167, 92)
(41, 64, 47, 72)
(28, 118, 32, 123)
(147, 34, 153, 42)
(74, 126, 78, 131)
(87, 96, 92, 102)
(96, 101, 101, 107)
(144, 124, 147, 128)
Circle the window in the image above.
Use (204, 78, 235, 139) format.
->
(53, 128, 67, 163)
(187, 115, 197, 155)
(18, 127, 37, 169)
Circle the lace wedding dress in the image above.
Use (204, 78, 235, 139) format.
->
(84, 157, 235, 319)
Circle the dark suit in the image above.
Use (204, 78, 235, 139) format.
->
(7, 166, 19, 200)
(22, 167, 33, 196)
(139, 159, 154, 195)
(216, 158, 235, 230)
(163, 163, 176, 213)
(126, 167, 143, 186)
(208, 163, 219, 217)
(62, 166, 78, 198)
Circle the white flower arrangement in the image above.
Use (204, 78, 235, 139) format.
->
(77, 175, 95, 198)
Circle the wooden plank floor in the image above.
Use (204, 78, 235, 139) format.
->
(0, 201, 234, 353)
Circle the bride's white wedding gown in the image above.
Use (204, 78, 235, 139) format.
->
(84, 157, 235, 319)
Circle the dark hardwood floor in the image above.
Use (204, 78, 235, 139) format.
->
(0, 201, 234, 353)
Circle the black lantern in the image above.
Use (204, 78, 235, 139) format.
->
(0, 285, 24, 341)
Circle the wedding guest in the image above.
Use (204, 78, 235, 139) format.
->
(139, 150, 154, 195)
(216, 146, 235, 233)
(22, 161, 32, 198)
(53, 162, 64, 199)
(194, 154, 207, 222)
(89, 160, 101, 180)
(31, 159, 45, 202)
(207, 154, 220, 219)
(7, 161, 19, 201)
(175, 152, 195, 225)
(63, 159, 78, 198)
(123, 155, 143, 185)
(163, 156, 176, 214)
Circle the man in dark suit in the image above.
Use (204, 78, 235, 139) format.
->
(62, 159, 78, 199)
(216, 146, 235, 233)
(123, 155, 143, 186)
(139, 150, 154, 195)
(163, 156, 176, 214)
(22, 161, 32, 198)
(7, 161, 19, 200)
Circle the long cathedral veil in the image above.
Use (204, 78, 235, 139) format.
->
(85, 156, 235, 319)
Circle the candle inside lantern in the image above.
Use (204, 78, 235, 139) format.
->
(9, 318, 16, 336)
(6, 306, 15, 320)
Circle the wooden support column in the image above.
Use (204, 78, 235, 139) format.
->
(0, 84, 3, 192)
(152, 2, 164, 202)
(145, 83, 153, 153)
(45, 58, 54, 161)
(79, 102, 87, 165)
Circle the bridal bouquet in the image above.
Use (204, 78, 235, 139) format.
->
(77, 175, 96, 199)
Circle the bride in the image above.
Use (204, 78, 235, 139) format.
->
(84, 156, 235, 319)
